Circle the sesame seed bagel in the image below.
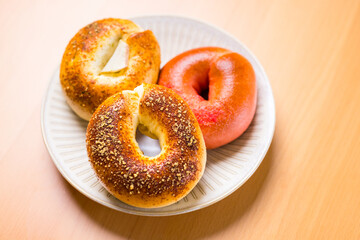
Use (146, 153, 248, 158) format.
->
(60, 18, 161, 120)
(86, 84, 206, 208)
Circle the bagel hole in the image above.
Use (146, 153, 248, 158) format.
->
(199, 87, 209, 100)
(194, 75, 210, 100)
(135, 128, 161, 157)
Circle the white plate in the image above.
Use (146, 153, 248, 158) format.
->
(41, 15, 275, 216)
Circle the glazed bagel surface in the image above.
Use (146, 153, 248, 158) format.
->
(86, 84, 206, 208)
(158, 47, 257, 149)
(61, 18, 160, 120)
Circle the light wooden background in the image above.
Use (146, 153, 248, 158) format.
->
(1, 0, 360, 239)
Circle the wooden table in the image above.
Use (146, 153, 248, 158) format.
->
(1, 0, 359, 239)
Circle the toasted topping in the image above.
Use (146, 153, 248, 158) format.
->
(86, 84, 204, 203)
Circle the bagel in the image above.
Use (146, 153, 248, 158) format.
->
(158, 47, 257, 149)
(86, 84, 206, 208)
(60, 18, 161, 120)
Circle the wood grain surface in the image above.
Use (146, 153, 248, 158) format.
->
(1, 0, 360, 239)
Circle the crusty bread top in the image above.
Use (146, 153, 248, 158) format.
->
(86, 84, 206, 208)
(60, 18, 161, 120)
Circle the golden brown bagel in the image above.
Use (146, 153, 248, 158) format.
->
(86, 84, 206, 208)
(159, 47, 256, 149)
(60, 18, 161, 120)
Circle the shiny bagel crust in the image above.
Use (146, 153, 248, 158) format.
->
(86, 84, 206, 208)
(158, 47, 257, 149)
(60, 18, 161, 120)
